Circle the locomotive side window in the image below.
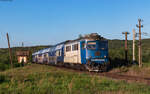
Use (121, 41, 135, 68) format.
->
(66, 46, 71, 52)
(99, 41, 108, 49)
(72, 44, 78, 51)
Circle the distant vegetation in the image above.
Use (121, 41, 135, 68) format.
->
(108, 39, 150, 67)
(0, 39, 150, 71)
(0, 45, 50, 71)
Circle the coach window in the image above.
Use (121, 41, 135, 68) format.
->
(59, 50, 61, 56)
(72, 44, 78, 51)
(38, 54, 42, 57)
(56, 51, 58, 56)
(66, 46, 71, 52)
(44, 54, 47, 57)
(56, 50, 61, 56)
(47, 53, 49, 57)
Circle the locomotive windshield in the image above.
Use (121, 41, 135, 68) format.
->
(87, 42, 96, 49)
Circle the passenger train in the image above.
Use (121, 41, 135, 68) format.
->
(32, 33, 109, 72)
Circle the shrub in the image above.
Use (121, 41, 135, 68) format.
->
(0, 63, 10, 71)
(0, 74, 7, 84)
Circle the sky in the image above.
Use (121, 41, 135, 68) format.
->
(0, 0, 150, 48)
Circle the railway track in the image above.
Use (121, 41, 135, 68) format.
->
(38, 63, 150, 85)
(99, 73, 150, 85)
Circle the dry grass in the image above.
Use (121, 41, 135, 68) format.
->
(109, 63, 150, 78)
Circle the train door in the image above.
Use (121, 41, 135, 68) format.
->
(80, 41, 86, 64)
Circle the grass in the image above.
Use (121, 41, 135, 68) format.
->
(0, 64, 150, 94)
(109, 62, 150, 78)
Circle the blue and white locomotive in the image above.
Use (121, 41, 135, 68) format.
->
(32, 33, 109, 72)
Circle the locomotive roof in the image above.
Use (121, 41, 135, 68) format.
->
(64, 33, 106, 44)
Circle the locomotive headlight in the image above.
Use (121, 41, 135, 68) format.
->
(104, 56, 106, 58)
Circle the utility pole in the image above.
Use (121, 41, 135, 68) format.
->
(136, 19, 143, 67)
(6, 33, 13, 69)
(132, 29, 136, 63)
(122, 32, 130, 63)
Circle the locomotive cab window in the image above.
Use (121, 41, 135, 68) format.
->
(87, 42, 96, 49)
(66, 46, 71, 52)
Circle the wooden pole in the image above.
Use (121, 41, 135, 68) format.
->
(125, 32, 128, 62)
(132, 29, 136, 62)
(122, 32, 130, 63)
(6, 33, 13, 68)
(136, 19, 143, 67)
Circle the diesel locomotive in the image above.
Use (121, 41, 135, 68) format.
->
(32, 33, 109, 72)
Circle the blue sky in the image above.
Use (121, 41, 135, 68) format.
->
(0, 0, 150, 48)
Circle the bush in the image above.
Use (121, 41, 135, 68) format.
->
(0, 63, 10, 71)
(0, 74, 7, 84)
